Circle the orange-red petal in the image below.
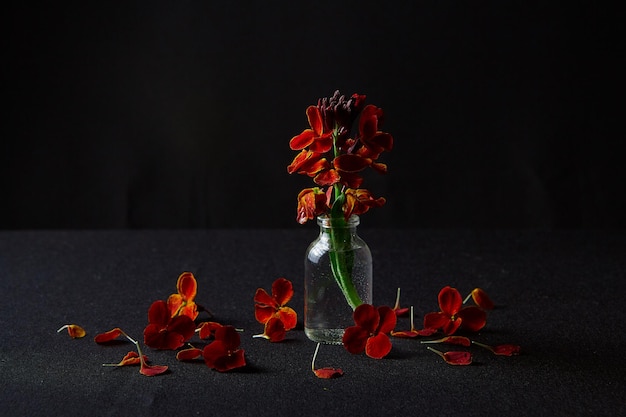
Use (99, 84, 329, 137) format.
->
(314, 367, 344, 378)
(57, 324, 86, 338)
(277, 307, 298, 331)
(365, 333, 392, 359)
(438, 286, 462, 316)
(177, 272, 197, 302)
(176, 347, 204, 361)
(471, 288, 495, 310)
(94, 327, 125, 343)
(139, 362, 169, 376)
(376, 306, 397, 334)
(271, 277, 294, 306)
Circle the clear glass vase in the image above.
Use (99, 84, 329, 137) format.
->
(304, 215, 373, 344)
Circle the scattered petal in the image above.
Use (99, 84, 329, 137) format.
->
(102, 351, 145, 367)
(176, 346, 204, 361)
(94, 327, 126, 343)
(311, 343, 343, 379)
(197, 321, 223, 340)
(57, 324, 86, 339)
(140, 362, 169, 377)
(421, 336, 471, 347)
(472, 341, 521, 356)
(426, 347, 472, 365)
(470, 288, 495, 310)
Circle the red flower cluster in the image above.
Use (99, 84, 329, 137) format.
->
(253, 278, 298, 342)
(423, 286, 487, 335)
(288, 91, 393, 223)
(176, 324, 246, 372)
(342, 304, 397, 359)
(143, 272, 200, 350)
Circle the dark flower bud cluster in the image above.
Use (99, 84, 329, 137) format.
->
(317, 90, 366, 138)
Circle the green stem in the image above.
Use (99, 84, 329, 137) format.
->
(327, 213, 363, 310)
(326, 124, 363, 310)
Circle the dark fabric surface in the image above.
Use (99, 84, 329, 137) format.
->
(1, 229, 625, 417)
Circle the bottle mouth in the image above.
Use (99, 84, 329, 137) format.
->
(317, 215, 360, 228)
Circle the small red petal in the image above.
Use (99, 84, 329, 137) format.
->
(314, 367, 344, 379)
(58, 324, 86, 338)
(147, 300, 171, 327)
(289, 129, 316, 150)
(94, 328, 125, 343)
(254, 305, 276, 325)
(333, 154, 371, 173)
(176, 347, 204, 361)
(306, 106, 324, 136)
(492, 344, 521, 356)
(391, 330, 420, 338)
(441, 336, 471, 347)
(116, 351, 143, 366)
(139, 362, 169, 376)
(394, 307, 410, 317)
(443, 351, 472, 365)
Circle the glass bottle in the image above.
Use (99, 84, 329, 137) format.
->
(304, 215, 373, 344)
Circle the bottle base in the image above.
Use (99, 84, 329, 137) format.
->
(305, 327, 345, 345)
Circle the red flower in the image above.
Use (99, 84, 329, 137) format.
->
(144, 300, 196, 350)
(357, 104, 394, 158)
(287, 149, 329, 177)
(423, 286, 487, 335)
(343, 304, 397, 359)
(203, 325, 246, 372)
(254, 278, 297, 331)
(167, 272, 199, 320)
(343, 188, 386, 220)
(295, 188, 330, 225)
(289, 106, 333, 153)
(253, 317, 287, 342)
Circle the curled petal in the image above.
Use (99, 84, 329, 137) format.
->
(271, 277, 294, 306)
(57, 324, 86, 339)
(176, 347, 204, 361)
(176, 272, 197, 303)
(94, 327, 125, 343)
(306, 105, 324, 136)
(198, 321, 223, 339)
(140, 362, 169, 376)
(471, 288, 495, 310)
(457, 306, 487, 332)
(342, 326, 369, 354)
(365, 333, 392, 359)
(309, 135, 333, 153)
(314, 169, 341, 186)
(359, 104, 384, 139)
(103, 351, 145, 367)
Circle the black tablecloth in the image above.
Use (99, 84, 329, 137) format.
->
(1, 229, 625, 417)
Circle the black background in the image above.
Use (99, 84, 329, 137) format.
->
(2, 1, 623, 229)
